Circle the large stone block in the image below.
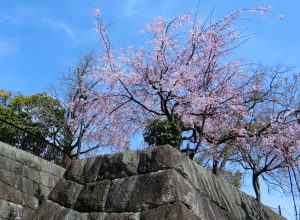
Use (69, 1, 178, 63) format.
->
(137, 145, 182, 174)
(0, 143, 66, 220)
(64, 159, 88, 182)
(37, 184, 51, 204)
(137, 149, 152, 174)
(40, 159, 65, 177)
(74, 180, 111, 212)
(0, 182, 22, 205)
(32, 200, 62, 220)
(22, 165, 41, 184)
(21, 176, 39, 196)
(15, 149, 41, 170)
(168, 154, 240, 212)
(22, 192, 39, 209)
(48, 178, 83, 208)
(140, 202, 199, 220)
(81, 156, 103, 183)
(39, 171, 60, 188)
(0, 142, 17, 160)
(0, 168, 22, 190)
(98, 151, 140, 180)
(105, 169, 177, 212)
(0, 155, 23, 175)
(149, 145, 182, 171)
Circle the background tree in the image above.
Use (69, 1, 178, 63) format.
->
(0, 90, 66, 163)
(0, 89, 12, 106)
(231, 69, 300, 203)
(1, 53, 126, 162)
(50, 53, 121, 158)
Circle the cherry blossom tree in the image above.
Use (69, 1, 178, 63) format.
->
(235, 110, 300, 202)
(87, 8, 262, 150)
(232, 69, 300, 203)
(74, 7, 300, 205)
(50, 54, 114, 159)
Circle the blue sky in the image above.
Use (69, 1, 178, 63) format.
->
(0, 0, 299, 95)
(0, 0, 299, 218)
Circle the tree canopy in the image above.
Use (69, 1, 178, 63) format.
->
(0, 91, 66, 163)
(69, 7, 300, 205)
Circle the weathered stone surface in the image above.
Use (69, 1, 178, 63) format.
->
(2, 143, 285, 220)
(0, 155, 23, 175)
(22, 165, 41, 184)
(193, 194, 239, 220)
(137, 145, 182, 174)
(81, 156, 103, 183)
(64, 159, 88, 182)
(149, 145, 182, 171)
(74, 180, 111, 212)
(105, 169, 177, 212)
(22, 206, 36, 220)
(32, 200, 62, 220)
(140, 202, 200, 220)
(0, 199, 22, 219)
(55, 207, 89, 220)
(37, 185, 51, 204)
(0, 142, 16, 160)
(15, 149, 41, 170)
(98, 151, 140, 180)
(33, 200, 90, 220)
(89, 212, 141, 220)
(137, 149, 152, 174)
(22, 192, 39, 209)
(0, 181, 23, 205)
(49, 178, 83, 208)
(21, 177, 39, 196)
(0, 142, 65, 220)
(170, 155, 282, 220)
(105, 212, 141, 220)
(0, 168, 22, 190)
(39, 171, 60, 188)
(88, 212, 107, 220)
(40, 159, 65, 177)
(177, 156, 233, 210)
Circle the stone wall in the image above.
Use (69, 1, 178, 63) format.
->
(0, 142, 65, 219)
(33, 145, 284, 220)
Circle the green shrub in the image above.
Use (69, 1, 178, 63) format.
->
(143, 119, 182, 149)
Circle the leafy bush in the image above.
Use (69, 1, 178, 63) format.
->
(143, 119, 182, 149)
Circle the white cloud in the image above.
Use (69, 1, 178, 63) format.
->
(43, 18, 75, 40)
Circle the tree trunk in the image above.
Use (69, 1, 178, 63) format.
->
(76, 124, 83, 159)
(212, 157, 218, 175)
(76, 140, 81, 159)
(212, 143, 219, 175)
(252, 173, 261, 203)
(62, 141, 73, 168)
